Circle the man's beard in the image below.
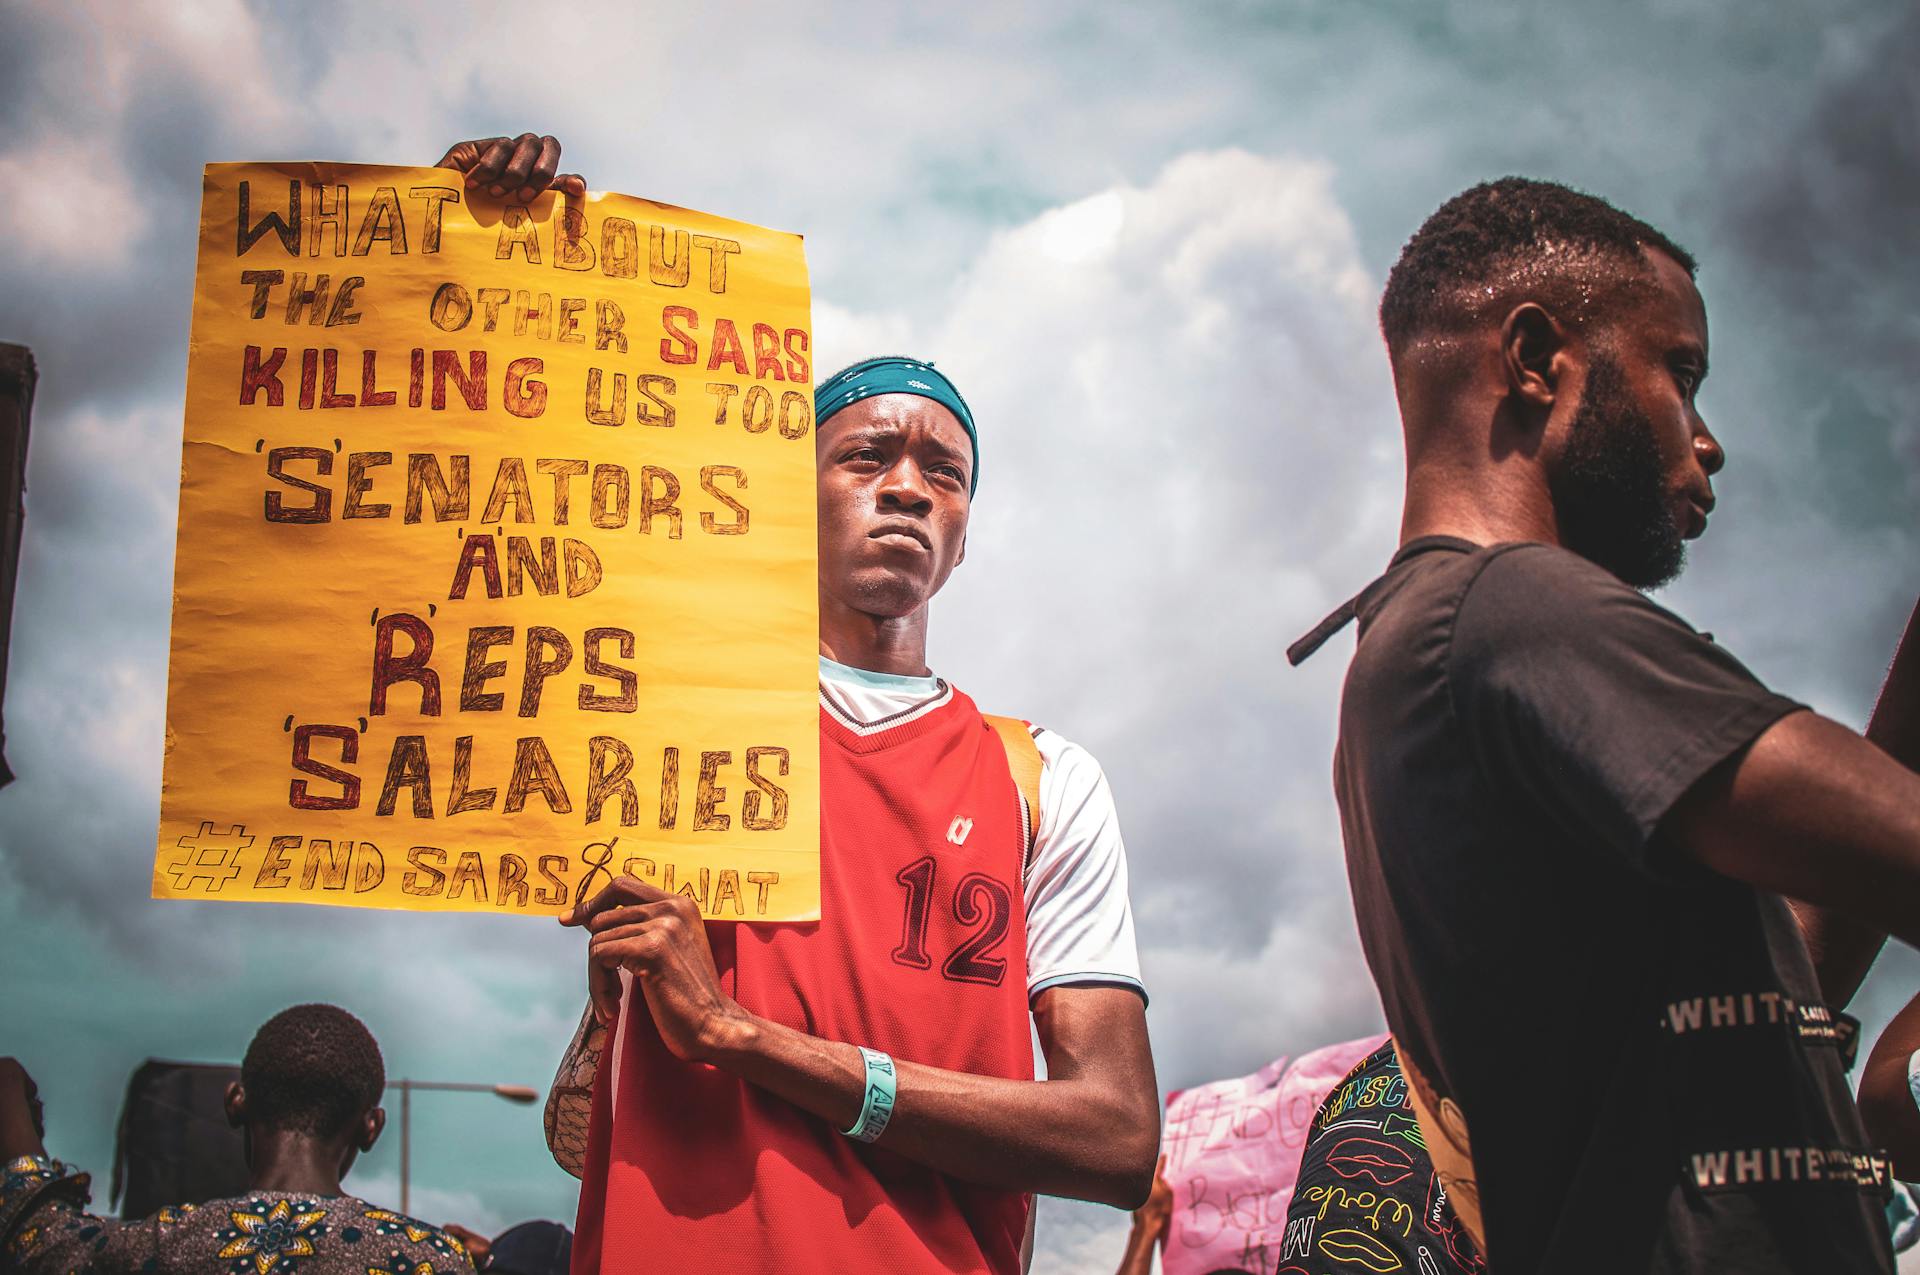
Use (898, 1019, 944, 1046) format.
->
(1550, 353, 1686, 590)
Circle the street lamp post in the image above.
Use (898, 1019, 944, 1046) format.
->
(388, 1079, 540, 1214)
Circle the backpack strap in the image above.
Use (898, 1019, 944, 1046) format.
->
(544, 1001, 606, 1180)
(983, 714, 1044, 865)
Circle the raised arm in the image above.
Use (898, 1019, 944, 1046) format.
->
(566, 877, 1161, 1208)
(1114, 1157, 1172, 1275)
(1666, 709, 1920, 954)
(1786, 600, 1920, 1004)
(0, 1059, 148, 1275)
(0, 1058, 48, 1161)
(1860, 991, 1920, 1175)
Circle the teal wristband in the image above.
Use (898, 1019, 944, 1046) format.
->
(842, 1047, 897, 1144)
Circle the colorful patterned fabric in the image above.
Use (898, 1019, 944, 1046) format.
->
(0, 1155, 471, 1274)
(1280, 1042, 1484, 1275)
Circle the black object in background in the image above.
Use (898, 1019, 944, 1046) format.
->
(488, 1219, 573, 1275)
(0, 343, 33, 786)
(111, 1060, 249, 1219)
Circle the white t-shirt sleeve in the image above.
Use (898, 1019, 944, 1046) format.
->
(1023, 727, 1146, 1002)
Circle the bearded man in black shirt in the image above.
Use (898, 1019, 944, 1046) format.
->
(1291, 179, 1920, 1272)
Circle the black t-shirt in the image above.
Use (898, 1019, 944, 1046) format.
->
(1332, 537, 1892, 1273)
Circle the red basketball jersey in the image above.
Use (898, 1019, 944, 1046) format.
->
(573, 687, 1036, 1275)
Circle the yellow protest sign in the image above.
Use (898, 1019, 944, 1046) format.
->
(156, 162, 820, 921)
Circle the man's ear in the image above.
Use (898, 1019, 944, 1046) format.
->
(359, 1106, 385, 1153)
(224, 1081, 247, 1128)
(1501, 302, 1572, 414)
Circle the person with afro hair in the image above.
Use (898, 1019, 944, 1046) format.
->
(235, 1003, 387, 1146)
(1, 1004, 475, 1272)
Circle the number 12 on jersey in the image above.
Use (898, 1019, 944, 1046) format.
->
(890, 855, 1012, 986)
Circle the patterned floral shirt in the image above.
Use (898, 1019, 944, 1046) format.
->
(1, 1155, 473, 1274)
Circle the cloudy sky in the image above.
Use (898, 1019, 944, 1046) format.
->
(1, 0, 1916, 1267)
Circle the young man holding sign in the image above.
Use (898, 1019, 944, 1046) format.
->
(435, 141, 1159, 1275)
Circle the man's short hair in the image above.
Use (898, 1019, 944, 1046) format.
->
(1379, 177, 1696, 355)
(241, 1004, 385, 1138)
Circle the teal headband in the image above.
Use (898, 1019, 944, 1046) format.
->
(814, 356, 979, 493)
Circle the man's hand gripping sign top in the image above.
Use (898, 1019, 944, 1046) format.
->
(154, 134, 822, 921)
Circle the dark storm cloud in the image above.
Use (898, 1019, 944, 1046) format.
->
(1638, 1, 1920, 733)
(0, 6, 58, 124)
(1716, 5, 1920, 525)
(0, 5, 368, 935)
(1690, 0, 1920, 1090)
(1723, 9, 1919, 312)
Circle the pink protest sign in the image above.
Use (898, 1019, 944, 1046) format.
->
(1161, 1033, 1388, 1275)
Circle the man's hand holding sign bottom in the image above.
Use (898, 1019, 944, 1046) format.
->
(570, 877, 749, 1056)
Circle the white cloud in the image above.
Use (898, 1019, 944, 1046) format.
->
(0, 1, 291, 268)
(804, 155, 1402, 1271)
(1033, 191, 1128, 265)
(916, 150, 1402, 985)
(75, 0, 287, 126)
(812, 301, 918, 373)
(0, 135, 148, 265)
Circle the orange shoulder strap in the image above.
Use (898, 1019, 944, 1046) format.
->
(983, 714, 1044, 849)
